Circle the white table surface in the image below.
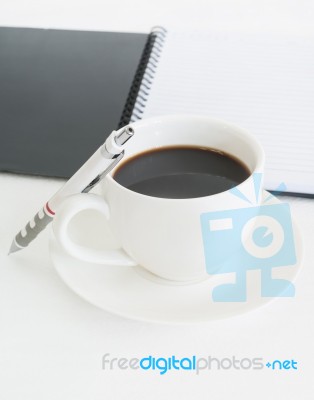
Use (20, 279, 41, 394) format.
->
(1, 1, 314, 399)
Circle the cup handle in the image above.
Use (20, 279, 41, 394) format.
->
(52, 193, 137, 266)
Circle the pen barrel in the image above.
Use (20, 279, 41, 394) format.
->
(14, 146, 116, 250)
(11, 125, 133, 252)
(48, 147, 113, 211)
(15, 208, 53, 249)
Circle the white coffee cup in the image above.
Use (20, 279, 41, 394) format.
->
(52, 115, 264, 283)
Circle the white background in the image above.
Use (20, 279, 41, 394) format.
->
(1, 1, 314, 399)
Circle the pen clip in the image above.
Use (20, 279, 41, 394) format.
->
(82, 151, 125, 193)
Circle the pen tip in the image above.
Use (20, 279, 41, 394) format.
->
(8, 241, 22, 255)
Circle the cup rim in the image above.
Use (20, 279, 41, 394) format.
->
(105, 114, 265, 203)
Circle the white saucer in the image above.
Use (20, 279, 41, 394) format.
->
(49, 193, 303, 324)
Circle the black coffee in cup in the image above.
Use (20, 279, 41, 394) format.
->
(113, 145, 250, 199)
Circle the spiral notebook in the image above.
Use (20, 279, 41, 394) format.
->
(1, 26, 314, 196)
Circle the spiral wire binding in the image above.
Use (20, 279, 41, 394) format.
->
(118, 26, 167, 128)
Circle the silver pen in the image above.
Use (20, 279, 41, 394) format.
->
(9, 125, 135, 254)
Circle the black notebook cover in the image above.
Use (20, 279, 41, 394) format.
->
(0, 27, 148, 178)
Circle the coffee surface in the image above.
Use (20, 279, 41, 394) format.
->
(113, 146, 250, 199)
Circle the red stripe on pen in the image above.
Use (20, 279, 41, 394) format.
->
(45, 202, 55, 216)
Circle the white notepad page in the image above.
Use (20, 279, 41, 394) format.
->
(142, 30, 314, 195)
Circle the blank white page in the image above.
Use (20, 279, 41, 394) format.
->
(142, 30, 314, 195)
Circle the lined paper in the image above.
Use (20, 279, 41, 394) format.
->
(142, 30, 314, 195)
